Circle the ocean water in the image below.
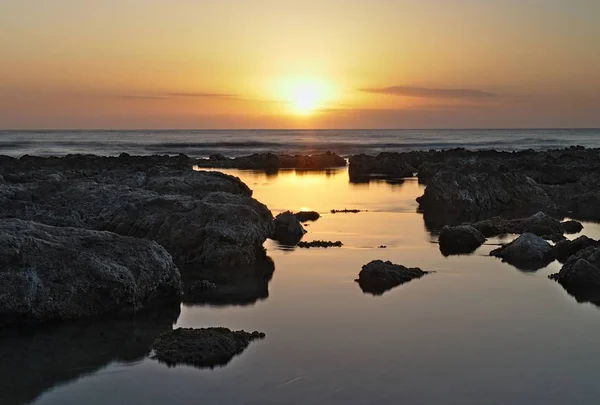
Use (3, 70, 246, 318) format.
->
(1, 128, 600, 157)
(6, 167, 600, 405)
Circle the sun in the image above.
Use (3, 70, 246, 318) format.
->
(281, 79, 330, 115)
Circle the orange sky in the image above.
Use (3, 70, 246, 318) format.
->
(1, 0, 599, 129)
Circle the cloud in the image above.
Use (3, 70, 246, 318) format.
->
(117, 92, 241, 100)
(359, 86, 497, 99)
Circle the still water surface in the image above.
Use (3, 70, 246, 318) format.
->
(13, 168, 600, 405)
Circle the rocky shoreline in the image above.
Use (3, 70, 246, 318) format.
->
(3, 147, 600, 369)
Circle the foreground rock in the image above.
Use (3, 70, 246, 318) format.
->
(550, 246, 600, 306)
(490, 233, 555, 271)
(195, 152, 346, 170)
(470, 212, 568, 241)
(0, 154, 274, 304)
(294, 210, 320, 222)
(0, 306, 180, 405)
(0, 219, 181, 327)
(438, 225, 486, 255)
(151, 327, 265, 368)
(272, 211, 306, 245)
(554, 236, 600, 263)
(298, 240, 343, 248)
(356, 260, 429, 295)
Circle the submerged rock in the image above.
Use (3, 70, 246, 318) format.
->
(554, 236, 600, 263)
(562, 220, 584, 234)
(297, 240, 343, 248)
(294, 210, 321, 222)
(550, 246, 600, 306)
(330, 208, 362, 214)
(0, 219, 181, 326)
(356, 260, 429, 295)
(272, 211, 306, 245)
(151, 327, 265, 368)
(490, 233, 555, 271)
(438, 225, 486, 255)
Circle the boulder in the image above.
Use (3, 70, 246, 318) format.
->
(550, 246, 600, 305)
(416, 171, 560, 228)
(0, 219, 181, 326)
(294, 210, 320, 222)
(349, 153, 416, 183)
(490, 233, 555, 271)
(562, 220, 584, 234)
(470, 212, 567, 241)
(272, 211, 306, 245)
(554, 236, 600, 263)
(355, 260, 429, 295)
(438, 225, 486, 256)
(151, 327, 265, 368)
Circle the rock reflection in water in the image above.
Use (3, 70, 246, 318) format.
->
(0, 304, 180, 405)
(182, 257, 275, 307)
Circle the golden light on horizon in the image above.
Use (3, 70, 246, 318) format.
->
(280, 79, 333, 115)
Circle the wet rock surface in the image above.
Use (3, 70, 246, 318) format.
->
(298, 240, 343, 248)
(438, 225, 486, 255)
(469, 212, 570, 241)
(554, 236, 600, 263)
(349, 147, 600, 227)
(0, 219, 181, 326)
(356, 260, 429, 295)
(490, 233, 555, 271)
(0, 154, 275, 309)
(550, 246, 600, 306)
(294, 210, 321, 222)
(151, 327, 265, 368)
(195, 152, 346, 170)
(272, 211, 306, 245)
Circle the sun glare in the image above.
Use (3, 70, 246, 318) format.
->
(281, 79, 331, 115)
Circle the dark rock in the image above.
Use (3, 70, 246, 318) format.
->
(294, 210, 320, 222)
(355, 260, 429, 295)
(272, 211, 306, 245)
(470, 212, 567, 241)
(417, 171, 560, 228)
(554, 236, 600, 263)
(297, 240, 343, 248)
(0, 305, 180, 405)
(151, 327, 265, 368)
(562, 220, 584, 234)
(490, 233, 555, 271)
(195, 152, 346, 170)
(349, 153, 416, 183)
(0, 219, 181, 326)
(438, 225, 486, 256)
(378, 245, 387, 249)
(550, 246, 600, 306)
(331, 208, 362, 214)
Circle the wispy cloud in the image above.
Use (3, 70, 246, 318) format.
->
(359, 86, 497, 99)
(117, 92, 241, 100)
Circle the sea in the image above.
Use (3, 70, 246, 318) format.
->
(1, 128, 600, 157)
(3, 128, 600, 405)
